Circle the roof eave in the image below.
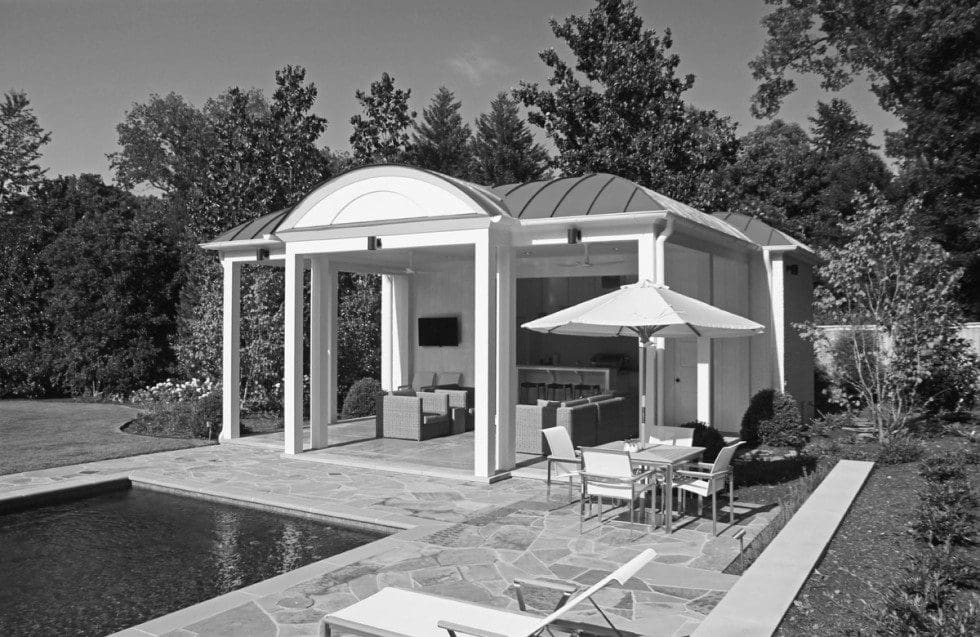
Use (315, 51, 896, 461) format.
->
(200, 237, 283, 251)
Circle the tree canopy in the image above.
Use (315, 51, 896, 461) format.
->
(0, 90, 51, 212)
(751, 0, 980, 313)
(409, 87, 473, 179)
(471, 93, 550, 186)
(514, 0, 737, 210)
(349, 72, 416, 166)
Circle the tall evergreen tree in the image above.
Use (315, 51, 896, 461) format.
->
(0, 90, 51, 212)
(349, 72, 416, 165)
(409, 87, 472, 179)
(471, 93, 549, 185)
(514, 0, 737, 209)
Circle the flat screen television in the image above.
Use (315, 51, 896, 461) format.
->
(418, 316, 459, 347)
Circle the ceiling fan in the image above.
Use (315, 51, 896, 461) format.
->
(559, 244, 625, 268)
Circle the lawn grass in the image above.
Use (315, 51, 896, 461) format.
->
(0, 399, 212, 475)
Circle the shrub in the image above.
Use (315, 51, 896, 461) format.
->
(676, 421, 727, 462)
(129, 390, 222, 439)
(919, 457, 967, 483)
(877, 546, 979, 635)
(341, 377, 383, 419)
(876, 437, 925, 465)
(913, 481, 977, 546)
(801, 437, 841, 459)
(740, 388, 776, 446)
(758, 392, 808, 449)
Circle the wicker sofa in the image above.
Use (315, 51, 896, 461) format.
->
(516, 395, 630, 455)
(379, 392, 452, 441)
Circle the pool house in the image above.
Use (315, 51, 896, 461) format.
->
(202, 165, 817, 480)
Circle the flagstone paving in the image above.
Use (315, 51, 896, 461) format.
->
(0, 443, 778, 636)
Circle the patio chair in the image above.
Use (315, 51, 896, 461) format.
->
(541, 426, 581, 501)
(381, 392, 452, 441)
(672, 441, 744, 535)
(580, 447, 659, 538)
(319, 549, 657, 637)
(400, 370, 435, 392)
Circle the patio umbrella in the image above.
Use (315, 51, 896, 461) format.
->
(521, 279, 764, 431)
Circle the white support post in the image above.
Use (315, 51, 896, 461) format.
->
(697, 337, 713, 425)
(310, 257, 336, 449)
(380, 274, 412, 391)
(495, 244, 516, 472)
(767, 252, 786, 391)
(284, 252, 305, 455)
(473, 234, 497, 478)
(220, 260, 241, 440)
(637, 228, 658, 438)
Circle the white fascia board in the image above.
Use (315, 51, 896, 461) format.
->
(765, 244, 822, 266)
(199, 238, 282, 251)
(275, 214, 493, 242)
(515, 211, 667, 246)
(285, 228, 490, 256)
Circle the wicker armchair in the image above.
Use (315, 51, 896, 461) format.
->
(380, 392, 452, 441)
(433, 387, 474, 433)
(515, 402, 558, 454)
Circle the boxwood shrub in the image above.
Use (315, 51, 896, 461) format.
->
(740, 388, 776, 446)
(677, 421, 727, 462)
(341, 377, 383, 419)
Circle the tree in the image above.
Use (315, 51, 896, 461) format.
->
(797, 194, 978, 440)
(38, 175, 183, 396)
(471, 93, 549, 185)
(336, 273, 381, 399)
(724, 99, 891, 249)
(409, 87, 472, 178)
(0, 90, 51, 212)
(750, 0, 980, 314)
(514, 0, 737, 209)
(349, 72, 416, 165)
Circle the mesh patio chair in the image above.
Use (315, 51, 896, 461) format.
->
(541, 426, 581, 502)
(672, 441, 744, 535)
(580, 447, 659, 538)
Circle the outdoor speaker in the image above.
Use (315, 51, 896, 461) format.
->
(786, 264, 799, 275)
(256, 248, 270, 261)
(367, 236, 382, 250)
(567, 227, 582, 244)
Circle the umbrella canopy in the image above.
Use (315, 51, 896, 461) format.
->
(521, 279, 764, 341)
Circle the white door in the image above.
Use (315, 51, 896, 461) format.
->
(665, 339, 697, 425)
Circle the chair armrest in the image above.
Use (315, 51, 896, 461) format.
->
(513, 578, 578, 612)
(548, 455, 582, 464)
(513, 578, 579, 595)
(437, 620, 510, 637)
(675, 468, 730, 479)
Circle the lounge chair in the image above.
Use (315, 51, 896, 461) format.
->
(319, 549, 656, 637)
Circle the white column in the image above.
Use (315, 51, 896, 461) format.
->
(768, 252, 786, 391)
(284, 252, 305, 455)
(473, 234, 497, 478)
(495, 244, 516, 471)
(310, 257, 336, 449)
(381, 274, 412, 391)
(220, 260, 241, 440)
(637, 227, 662, 440)
(697, 336, 712, 425)
(381, 275, 394, 391)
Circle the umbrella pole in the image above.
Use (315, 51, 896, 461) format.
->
(640, 340, 647, 438)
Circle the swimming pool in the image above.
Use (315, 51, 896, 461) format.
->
(0, 486, 384, 636)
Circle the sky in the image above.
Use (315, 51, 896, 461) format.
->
(0, 0, 900, 184)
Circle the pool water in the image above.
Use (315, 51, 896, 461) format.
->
(0, 488, 383, 636)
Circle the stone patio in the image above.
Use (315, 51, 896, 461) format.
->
(0, 442, 779, 636)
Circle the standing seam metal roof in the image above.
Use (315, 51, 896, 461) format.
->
(208, 168, 782, 247)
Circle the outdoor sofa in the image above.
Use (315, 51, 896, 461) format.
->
(516, 394, 631, 455)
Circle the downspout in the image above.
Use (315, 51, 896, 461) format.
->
(653, 218, 674, 428)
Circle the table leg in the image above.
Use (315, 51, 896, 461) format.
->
(665, 464, 673, 534)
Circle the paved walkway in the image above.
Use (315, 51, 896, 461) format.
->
(0, 444, 778, 636)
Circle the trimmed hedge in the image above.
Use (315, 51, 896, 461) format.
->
(341, 377, 383, 419)
(129, 392, 222, 439)
(758, 392, 808, 449)
(740, 388, 776, 446)
(676, 420, 727, 462)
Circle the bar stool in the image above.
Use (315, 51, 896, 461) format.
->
(578, 370, 602, 397)
(520, 370, 550, 404)
(550, 370, 577, 402)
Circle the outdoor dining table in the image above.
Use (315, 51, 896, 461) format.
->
(594, 440, 705, 534)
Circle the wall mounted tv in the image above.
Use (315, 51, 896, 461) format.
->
(418, 316, 459, 347)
